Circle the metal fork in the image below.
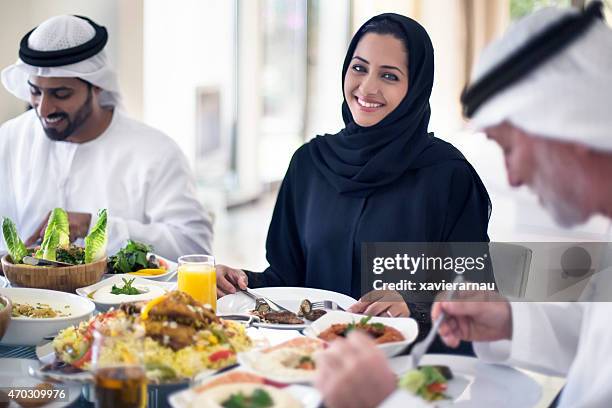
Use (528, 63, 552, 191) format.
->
(409, 311, 446, 368)
(310, 300, 345, 311)
(409, 274, 465, 368)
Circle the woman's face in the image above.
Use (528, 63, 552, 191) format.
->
(344, 33, 409, 127)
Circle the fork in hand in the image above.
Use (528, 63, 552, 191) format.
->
(310, 300, 345, 311)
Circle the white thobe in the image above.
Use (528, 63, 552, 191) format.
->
(0, 109, 213, 260)
(381, 271, 612, 408)
(474, 272, 612, 408)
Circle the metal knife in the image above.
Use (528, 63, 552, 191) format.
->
(22, 256, 73, 267)
(241, 288, 291, 313)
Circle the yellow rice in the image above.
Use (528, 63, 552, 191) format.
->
(53, 316, 251, 381)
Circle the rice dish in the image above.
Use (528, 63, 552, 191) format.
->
(53, 291, 252, 381)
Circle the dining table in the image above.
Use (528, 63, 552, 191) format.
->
(0, 275, 566, 408)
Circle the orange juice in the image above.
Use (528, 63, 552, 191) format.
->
(177, 263, 217, 310)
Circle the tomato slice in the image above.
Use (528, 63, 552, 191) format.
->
(72, 347, 92, 369)
(427, 382, 448, 394)
(158, 258, 169, 270)
(209, 349, 235, 363)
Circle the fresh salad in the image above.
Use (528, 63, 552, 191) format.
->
(107, 240, 168, 274)
(399, 365, 452, 402)
(2, 208, 107, 265)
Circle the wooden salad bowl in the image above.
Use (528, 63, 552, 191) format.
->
(1, 255, 107, 292)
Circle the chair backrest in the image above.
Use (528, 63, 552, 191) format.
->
(489, 243, 533, 298)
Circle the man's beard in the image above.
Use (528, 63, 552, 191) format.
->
(536, 185, 587, 228)
(532, 149, 590, 228)
(40, 88, 94, 141)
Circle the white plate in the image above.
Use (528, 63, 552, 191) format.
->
(0, 358, 82, 408)
(217, 287, 357, 330)
(0, 275, 8, 288)
(168, 368, 322, 408)
(303, 310, 418, 358)
(127, 253, 177, 281)
(389, 354, 542, 407)
(36, 341, 56, 365)
(105, 253, 178, 281)
(76, 275, 176, 311)
(0, 287, 95, 346)
(237, 337, 325, 384)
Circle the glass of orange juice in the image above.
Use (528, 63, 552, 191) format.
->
(177, 254, 216, 311)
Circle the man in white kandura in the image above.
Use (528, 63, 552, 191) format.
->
(0, 15, 212, 260)
(314, 3, 612, 407)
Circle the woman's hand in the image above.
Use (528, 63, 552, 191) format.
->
(348, 290, 410, 317)
(216, 264, 248, 298)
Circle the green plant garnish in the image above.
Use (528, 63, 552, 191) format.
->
(221, 388, 273, 408)
(370, 322, 385, 331)
(107, 240, 154, 274)
(110, 278, 142, 295)
(358, 316, 373, 326)
(56, 246, 85, 265)
(344, 316, 374, 335)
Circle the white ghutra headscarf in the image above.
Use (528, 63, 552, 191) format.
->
(468, 6, 612, 152)
(1, 15, 122, 108)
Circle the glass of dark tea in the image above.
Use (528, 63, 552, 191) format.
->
(91, 318, 147, 408)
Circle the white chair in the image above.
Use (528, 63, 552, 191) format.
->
(489, 243, 532, 298)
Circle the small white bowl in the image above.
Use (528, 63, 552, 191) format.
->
(237, 337, 326, 384)
(76, 275, 176, 311)
(303, 310, 419, 357)
(0, 287, 95, 346)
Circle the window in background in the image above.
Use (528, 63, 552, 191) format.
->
(258, 0, 308, 183)
(304, 0, 350, 140)
(510, 0, 571, 19)
(511, 0, 611, 25)
(195, 87, 224, 182)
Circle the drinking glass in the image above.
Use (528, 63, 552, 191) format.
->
(177, 254, 217, 311)
(91, 319, 147, 408)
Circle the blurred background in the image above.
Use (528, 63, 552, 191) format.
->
(1, 0, 611, 271)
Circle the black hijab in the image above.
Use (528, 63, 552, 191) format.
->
(308, 13, 473, 199)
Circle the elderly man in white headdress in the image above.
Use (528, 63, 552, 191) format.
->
(0, 15, 213, 260)
(313, 2, 612, 407)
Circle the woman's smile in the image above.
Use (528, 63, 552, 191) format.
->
(354, 95, 386, 112)
(344, 33, 409, 127)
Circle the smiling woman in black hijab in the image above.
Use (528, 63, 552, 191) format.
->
(217, 13, 491, 351)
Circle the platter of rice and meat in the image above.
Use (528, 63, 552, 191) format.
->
(45, 291, 252, 383)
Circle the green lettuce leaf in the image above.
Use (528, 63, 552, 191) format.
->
(36, 225, 60, 261)
(45, 208, 70, 248)
(2, 217, 27, 263)
(36, 208, 70, 256)
(398, 369, 426, 394)
(85, 209, 107, 263)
